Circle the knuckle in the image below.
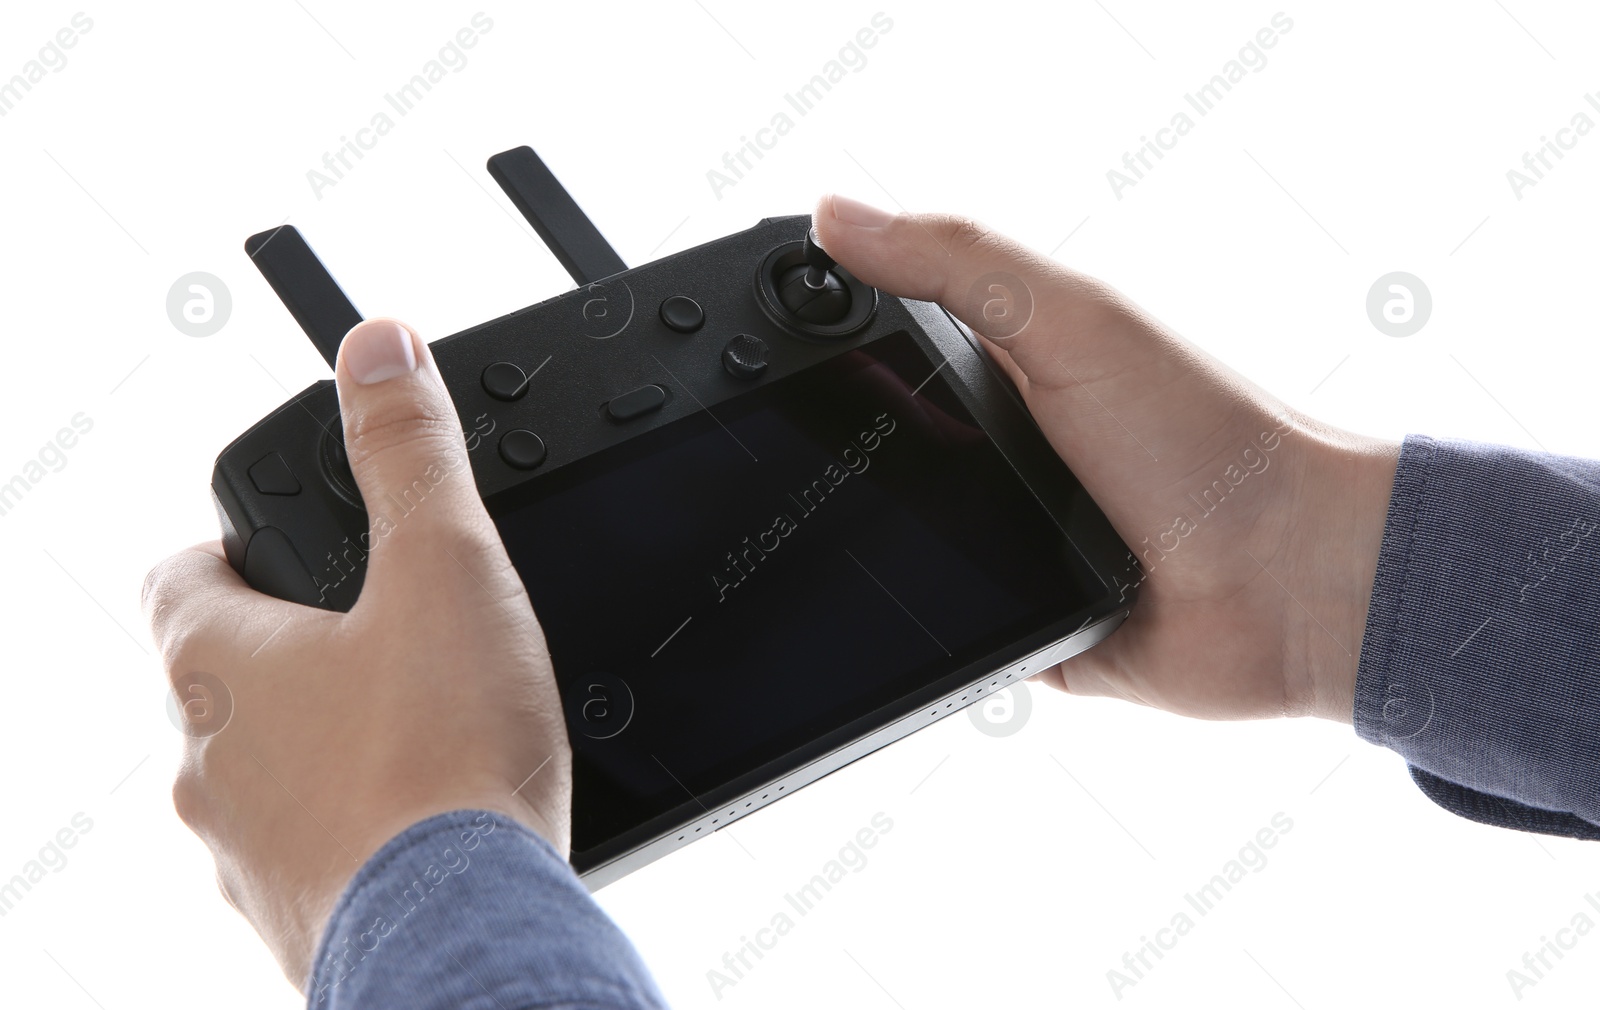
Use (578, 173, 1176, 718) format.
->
(140, 563, 162, 613)
(158, 619, 208, 679)
(141, 553, 187, 621)
(171, 772, 205, 829)
(346, 411, 465, 477)
(440, 524, 518, 584)
(162, 645, 192, 684)
(929, 213, 994, 259)
(214, 867, 241, 912)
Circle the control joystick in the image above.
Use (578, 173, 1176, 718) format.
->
(777, 228, 850, 325)
(756, 227, 877, 339)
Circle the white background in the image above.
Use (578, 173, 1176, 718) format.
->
(1, 1, 1598, 1007)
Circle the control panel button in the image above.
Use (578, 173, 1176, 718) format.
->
(248, 452, 301, 496)
(319, 424, 361, 507)
(721, 333, 769, 379)
(242, 526, 316, 602)
(499, 429, 547, 470)
(659, 295, 704, 333)
(482, 361, 529, 401)
(607, 384, 667, 421)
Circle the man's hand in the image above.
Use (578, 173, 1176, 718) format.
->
(143, 318, 572, 988)
(814, 195, 1400, 722)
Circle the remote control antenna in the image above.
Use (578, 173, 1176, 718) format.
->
(243, 225, 362, 370)
(487, 146, 627, 286)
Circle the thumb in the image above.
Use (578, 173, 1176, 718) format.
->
(810, 194, 1170, 393)
(334, 317, 495, 589)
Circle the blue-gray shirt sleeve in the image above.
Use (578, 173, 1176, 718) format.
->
(1355, 433, 1600, 839)
(306, 810, 670, 1009)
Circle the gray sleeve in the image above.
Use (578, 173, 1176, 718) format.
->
(1354, 433, 1600, 838)
(307, 810, 671, 1009)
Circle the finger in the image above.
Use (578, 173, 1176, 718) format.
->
(811, 194, 1174, 392)
(142, 542, 305, 678)
(974, 331, 1029, 394)
(1036, 630, 1147, 707)
(333, 318, 501, 588)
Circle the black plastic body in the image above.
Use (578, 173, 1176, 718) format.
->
(213, 213, 1139, 887)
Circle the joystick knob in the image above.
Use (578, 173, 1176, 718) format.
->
(777, 228, 851, 325)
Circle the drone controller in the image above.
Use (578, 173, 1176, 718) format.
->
(213, 146, 1138, 888)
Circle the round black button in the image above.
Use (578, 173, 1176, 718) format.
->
(722, 333, 769, 379)
(659, 295, 704, 333)
(498, 429, 547, 470)
(482, 361, 528, 401)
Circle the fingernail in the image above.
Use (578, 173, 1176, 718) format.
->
(830, 194, 895, 229)
(342, 319, 418, 385)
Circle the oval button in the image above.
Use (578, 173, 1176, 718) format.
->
(607, 384, 667, 421)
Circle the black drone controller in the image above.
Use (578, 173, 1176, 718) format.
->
(214, 146, 1137, 888)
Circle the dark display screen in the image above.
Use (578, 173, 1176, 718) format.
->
(491, 330, 1106, 853)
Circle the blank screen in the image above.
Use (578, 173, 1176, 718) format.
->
(492, 330, 1105, 852)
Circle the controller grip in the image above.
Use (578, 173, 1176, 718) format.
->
(213, 381, 369, 612)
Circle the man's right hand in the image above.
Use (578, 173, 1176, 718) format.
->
(814, 194, 1400, 722)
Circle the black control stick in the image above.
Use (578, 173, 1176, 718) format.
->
(777, 227, 851, 325)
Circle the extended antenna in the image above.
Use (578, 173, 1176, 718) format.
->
(487, 146, 627, 286)
(244, 225, 362, 370)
